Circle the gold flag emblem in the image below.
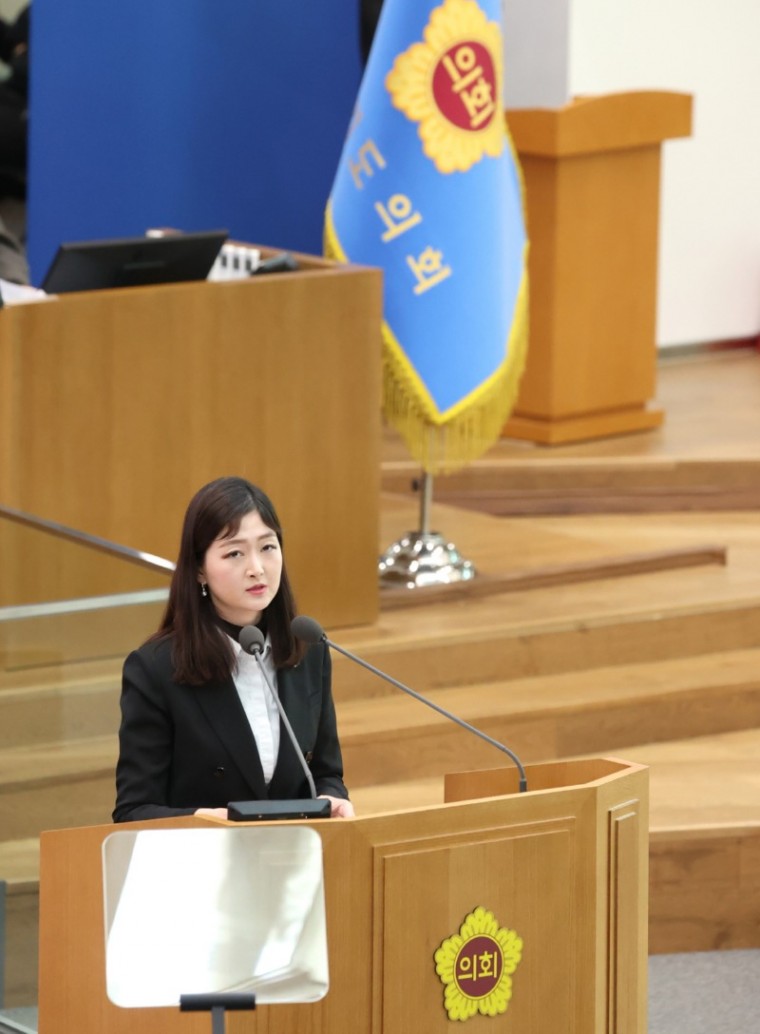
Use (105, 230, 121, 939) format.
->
(385, 0, 505, 174)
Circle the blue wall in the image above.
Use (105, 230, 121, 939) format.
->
(27, 1, 362, 284)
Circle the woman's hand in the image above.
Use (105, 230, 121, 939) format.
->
(318, 795, 355, 818)
(194, 807, 229, 820)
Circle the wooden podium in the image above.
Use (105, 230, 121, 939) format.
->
(0, 251, 382, 626)
(38, 757, 648, 1033)
(503, 91, 692, 445)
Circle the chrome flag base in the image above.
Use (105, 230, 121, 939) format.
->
(378, 531, 476, 589)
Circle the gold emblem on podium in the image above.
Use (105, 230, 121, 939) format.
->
(385, 0, 505, 174)
(434, 906, 523, 1021)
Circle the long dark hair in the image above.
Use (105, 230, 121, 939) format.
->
(151, 477, 303, 684)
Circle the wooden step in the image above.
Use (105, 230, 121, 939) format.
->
(337, 648, 760, 786)
(4, 599, 759, 749)
(2, 649, 760, 836)
(0, 838, 39, 886)
(382, 457, 760, 514)
(6, 583, 760, 758)
(351, 728, 760, 829)
(0, 667, 121, 750)
(333, 504, 760, 698)
(0, 737, 116, 840)
(0, 598, 165, 671)
(330, 592, 760, 701)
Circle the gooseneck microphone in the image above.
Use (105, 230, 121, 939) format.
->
(238, 624, 318, 800)
(291, 615, 528, 793)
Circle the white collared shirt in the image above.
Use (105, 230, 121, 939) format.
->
(228, 634, 281, 784)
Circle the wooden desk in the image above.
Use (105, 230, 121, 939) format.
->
(0, 253, 383, 626)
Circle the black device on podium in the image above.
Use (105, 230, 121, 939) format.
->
(41, 229, 228, 294)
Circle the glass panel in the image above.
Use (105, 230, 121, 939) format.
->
(0, 509, 172, 1018)
(103, 827, 328, 1008)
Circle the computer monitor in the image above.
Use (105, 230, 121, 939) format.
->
(41, 229, 228, 294)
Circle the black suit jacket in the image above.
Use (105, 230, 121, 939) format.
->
(113, 635, 348, 822)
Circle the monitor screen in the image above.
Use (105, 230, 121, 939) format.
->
(41, 230, 228, 294)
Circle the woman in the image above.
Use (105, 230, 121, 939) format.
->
(113, 476, 354, 821)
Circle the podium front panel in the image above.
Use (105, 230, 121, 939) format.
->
(377, 819, 576, 1030)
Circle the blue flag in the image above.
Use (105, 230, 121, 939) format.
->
(326, 0, 528, 474)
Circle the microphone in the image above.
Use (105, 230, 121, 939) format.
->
(238, 625, 318, 801)
(291, 615, 528, 793)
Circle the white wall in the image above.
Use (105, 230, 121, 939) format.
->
(570, 0, 760, 346)
(504, 0, 760, 347)
(501, 0, 571, 109)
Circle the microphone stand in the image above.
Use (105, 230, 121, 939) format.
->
(238, 625, 318, 800)
(323, 634, 528, 793)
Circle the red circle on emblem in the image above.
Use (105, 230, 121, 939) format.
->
(454, 934, 502, 998)
(432, 41, 496, 131)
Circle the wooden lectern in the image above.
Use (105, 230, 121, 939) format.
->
(38, 757, 648, 1033)
(0, 251, 382, 626)
(503, 91, 692, 445)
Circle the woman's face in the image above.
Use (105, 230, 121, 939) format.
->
(198, 509, 283, 626)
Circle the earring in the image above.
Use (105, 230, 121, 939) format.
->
(200, 583, 208, 597)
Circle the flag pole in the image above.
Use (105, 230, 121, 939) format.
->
(420, 469, 433, 534)
(378, 472, 476, 589)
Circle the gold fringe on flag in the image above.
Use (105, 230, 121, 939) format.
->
(383, 268, 528, 474)
(325, 204, 528, 476)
